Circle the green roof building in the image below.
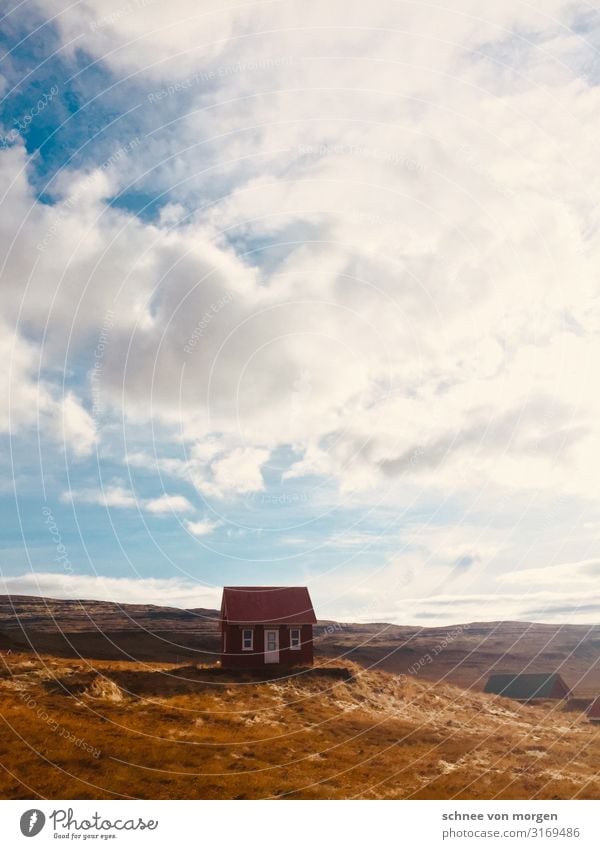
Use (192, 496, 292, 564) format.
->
(484, 672, 571, 701)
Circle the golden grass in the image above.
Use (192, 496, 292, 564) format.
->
(0, 652, 598, 800)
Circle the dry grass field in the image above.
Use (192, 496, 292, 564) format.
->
(1, 596, 599, 799)
(1, 650, 599, 800)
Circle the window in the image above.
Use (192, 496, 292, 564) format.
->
(290, 628, 301, 650)
(242, 628, 253, 650)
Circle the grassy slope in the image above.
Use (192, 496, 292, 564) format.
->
(1, 652, 599, 800)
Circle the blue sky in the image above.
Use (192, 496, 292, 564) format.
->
(2, 1, 600, 624)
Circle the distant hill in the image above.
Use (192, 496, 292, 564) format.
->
(314, 619, 600, 696)
(0, 594, 219, 631)
(1, 594, 599, 694)
(0, 594, 221, 663)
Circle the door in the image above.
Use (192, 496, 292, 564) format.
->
(264, 629, 280, 663)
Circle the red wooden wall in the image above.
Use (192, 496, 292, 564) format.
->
(221, 623, 313, 668)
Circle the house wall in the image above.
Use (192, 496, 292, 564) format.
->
(551, 678, 570, 699)
(222, 623, 313, 668)
(484, 676, 571, 701)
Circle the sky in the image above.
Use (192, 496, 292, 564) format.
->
(2, 0, 600, 625)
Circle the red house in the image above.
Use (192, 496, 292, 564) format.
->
(220, 586, 316, 668)
(588, 697, 600, 722)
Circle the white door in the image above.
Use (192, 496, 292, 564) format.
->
(264, 629, 280, 663)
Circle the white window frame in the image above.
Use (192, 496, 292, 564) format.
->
(242, 628, 254, 651)
(290, 627, 301, 650)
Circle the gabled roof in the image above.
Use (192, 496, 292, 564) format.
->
(588, 697, 600, 719)
(484, 672, 569, 700)
(221, 586, 317, 625)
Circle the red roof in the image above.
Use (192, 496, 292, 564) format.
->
(588, 697, 600, 719)
(221, 586, 317, 625)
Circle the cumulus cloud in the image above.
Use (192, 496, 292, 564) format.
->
(3, 0, 600, 622)
(207, 447, 270, 497)
(125, 444, 270, 499)
(4, 36, 600, 503)
(1, 321, 96, 458)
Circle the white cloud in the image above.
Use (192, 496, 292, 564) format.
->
(62, 485, 194, 515)
(1, 321, 96, 459)
(59, 393, 97, 458)
(126, 444, 270, 500)
(496, 558, 600, 588)
(184, 517, 222, 537)
(207, 447, 270, 497)
(314, 562, 600, 624)
(61, 485, 139, 510)
(356, 588, 600, 626)
(4, 65, 600, 501)
(145, 493, 194, 514)
(303, 542, 600, 624)
(3, 0, 600, 624)
(0, 571, 220, 609)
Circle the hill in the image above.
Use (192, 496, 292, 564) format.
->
(1, 595, 599, 799)
(1, 595, 599, 695)
(0, 594, 220, 663)
(315, 620, 600, 696)
(0, 651, 599, 800)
